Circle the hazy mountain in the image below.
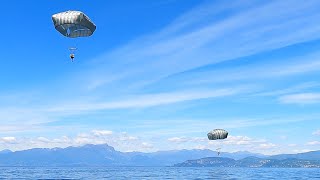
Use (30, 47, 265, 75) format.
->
(0, 144, 126, 166)
(0, 144, 318, 167)
(219, 151, 267, 160)
(269, 151, 320, 161)
(0, 149, 11, 154)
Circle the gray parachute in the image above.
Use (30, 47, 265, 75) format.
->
(52, 10, 96, 38)
(207, 129, 228, 140)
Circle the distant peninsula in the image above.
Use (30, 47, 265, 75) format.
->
(174, 157, 320, 168)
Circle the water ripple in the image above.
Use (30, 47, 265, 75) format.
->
(0, 167, 318, 180)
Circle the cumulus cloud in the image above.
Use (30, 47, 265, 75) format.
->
(259, 143, 276, 149)
(37, 137, 50, 143)
(211, 135, 266, 146)
(0, 137, 16, 143)
(119, 135, 138, 141)
(166, 135, 279, 154)
(168, 137, 189, 143)
(167, 135, 269, 148)
(0, 130, 154, 152)
(0, 132, 313, 155)
(141, 142, 153, 149)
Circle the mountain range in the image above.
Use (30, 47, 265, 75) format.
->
(0, 144, 318, 167)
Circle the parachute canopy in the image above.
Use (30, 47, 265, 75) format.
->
(207, 129, 228, 140)
(52, 10, 96, 38)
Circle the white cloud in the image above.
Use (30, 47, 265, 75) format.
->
(120, 136, 138, 141)
(0, 130, 155, 152)
(141, 142, 153, 149)
(1, 0, 320, 137)
(166, 135, 281, 155)
(307, 141, 320, 145)
(118, 132, 138, 141)
(92, 130, 113, 136)
(52, 136, 70, 143)
(37, 137, 50, 143)
(168, 137, 189, 143)
(168, 136, 207, 144)
(1, 1, 320, 156)
(279, 93, 320, 104)
(46, 88, 244, 113)
(168, 135, 269, 148)
(0, 131, 314, 156)
(259, 143, 276, 149)
(312, 129, 320, 136)
(292, 149, 314, 153)
(83, 0, 320, 93)
(193, 145, 208, 150)
(0, 137, 16, 143)
(207, 136, 266, 146)
(252, 82, 320, 97)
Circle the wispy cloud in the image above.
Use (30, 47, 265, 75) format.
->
(168, 137, 206, 143)
(1, 0, 320, 154)
(81, 0, 320, 92)
(312, 129, 320, 136)
(252, 82, 320, 97)
(46, 87, 245, 113)
(92, 130, 113, 136)
(3, 0, 319, 124)
(306, 141, 320, 145)
(279, 93, 320, 104)
(126, 114, 320, 138)
(0, 86, 247, 134)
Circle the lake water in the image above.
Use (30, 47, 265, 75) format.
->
(0, 167, 319, 179)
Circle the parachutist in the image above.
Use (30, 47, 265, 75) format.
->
(70, 54, 75, 61)
(52, 11, 96, 63)
(216, 148, 221, 156)
(208, 129, 228, 156)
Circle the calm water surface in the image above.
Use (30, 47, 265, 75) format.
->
(0, 167, 319, 179)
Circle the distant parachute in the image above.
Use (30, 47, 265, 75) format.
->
(207, 129, 228, 156)
(207, 129, 228, 140)
(52, 10, 96, 61)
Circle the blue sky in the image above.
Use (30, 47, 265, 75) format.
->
(0, 0, 320, 154)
